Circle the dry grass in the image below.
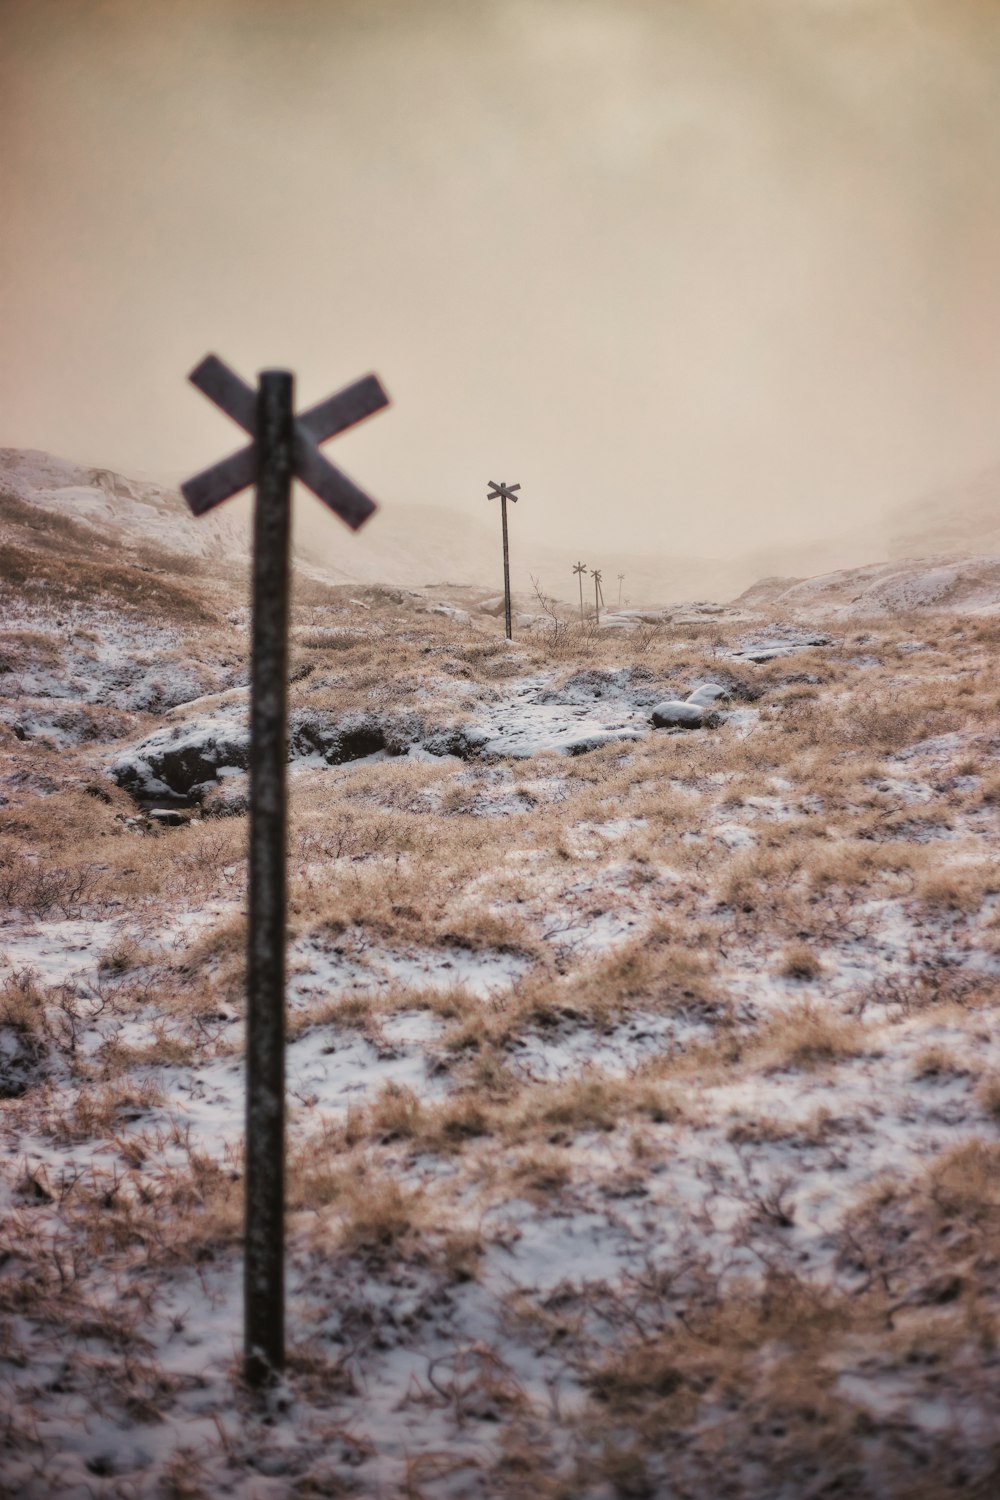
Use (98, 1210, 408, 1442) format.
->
(976, 1071, 1000, 1119)
(777, 940, 825, 980)
(0, 527, 216, 623)
(927, 1137, 1000, 1222)
(3, 550, 1000, 1495)
(753, 1002, 866, 1071)
(912, 1044, 967, 1080)
(44, 1078, 166, 1144)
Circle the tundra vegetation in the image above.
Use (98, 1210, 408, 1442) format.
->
(1, 479, 1000, 1497)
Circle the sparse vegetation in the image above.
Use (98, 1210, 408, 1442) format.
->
(3, 484, 1000, 1497)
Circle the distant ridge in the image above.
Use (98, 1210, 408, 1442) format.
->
(4, 446, 1000, 611)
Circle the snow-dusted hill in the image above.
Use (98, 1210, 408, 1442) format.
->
(6, 445, 1000, 618)
(3, 447, 737, 603)
(0, 447, 249, 562)
(4, 439, 1000, 1495)
(736, 553, 1000, 617)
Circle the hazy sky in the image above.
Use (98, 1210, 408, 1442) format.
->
(3, 0, 1000, 563)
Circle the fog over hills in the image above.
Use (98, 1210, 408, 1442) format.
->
(3, 445, 999, 612)
(886, 462, 1000, 560)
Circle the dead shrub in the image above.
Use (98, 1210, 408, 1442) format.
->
(47, 1078, 165, 1144)
(0, 846, 102, 918)
(0, 971, 50, 1097)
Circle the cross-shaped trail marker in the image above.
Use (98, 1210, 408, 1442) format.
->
(572, 561, 587, 622)
(181, 355, 390, 1385)
(486, 480, 521, 640)
(591, 567, 604, 626)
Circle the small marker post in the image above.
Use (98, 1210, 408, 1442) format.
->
(591, 567, 604, 626)
(487, 480, 521, 640)
(573, 561, 587, 622)
(180, 354, 390, 1384)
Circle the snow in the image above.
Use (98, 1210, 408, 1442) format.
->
(650, 699, 706, 729)
(509, 1008, 710, 1081)
(5, 472, 1000, 1490)
(686, 681, 731, 706)
(731, 629, 833, 662)
(291, 930, 531, 1005)
(107, 666, 754, 804)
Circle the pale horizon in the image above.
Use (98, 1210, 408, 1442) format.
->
(4, 0, 1000, 568)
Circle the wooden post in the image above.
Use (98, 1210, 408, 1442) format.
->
(244, 370, 293, 1384)
(487, 481, 521, 641)
(500, 494, 512, 641)
(573, 561, 587, 622)
(180, 351, 389, 1386)
(592, 568, 602, 627)
(618, 572, 625, 608)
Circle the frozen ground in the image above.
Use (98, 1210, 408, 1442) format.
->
(2, 468, 1000, 1497)
(104, 665, 767, 805)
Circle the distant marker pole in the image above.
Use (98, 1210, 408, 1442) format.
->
(591, 567, 604, 626)
(618, 572, 625, 608)
(573, 561, 587, 622)
(487, 480, 521, 640)
(180, 353, 389, 1384)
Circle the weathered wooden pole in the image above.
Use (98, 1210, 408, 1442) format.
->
(500, 493, 512, 641)
(487, 480, 521, 642)
(180, 352, 389, 1387)
(592, 567, 603, 626)
(573, 561, 587, 622)
(244, 370, 293, 1384)
(618, 572, 625, 608)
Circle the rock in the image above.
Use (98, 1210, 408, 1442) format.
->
(650, 700, 706, 729)
(478, 597, 507, 616)
(201, 774, 250, 817)
(111, 705, 476, 802)
(147, 808, 188, 827)
(421, 725, 489, 759)
(426, 604, 471, 624)
(539, 667, 657, 708)
(110, 714, 249, 801)
(686, 682, 731, 707)
(732, 633, 832, 663)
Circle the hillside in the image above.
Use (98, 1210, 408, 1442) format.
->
(737, 553, 1000, 617)
(7, 445, 1000, 613)
(2, 443, 1000, 1496)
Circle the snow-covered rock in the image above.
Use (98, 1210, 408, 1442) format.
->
(110, 704, 489, 802)
(110, 712, 250, 802)
(650, 700, 706, 729)
(686, 682, 731, 707)
(425, 604, 471, 624)
(731, 631, 832, 663)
